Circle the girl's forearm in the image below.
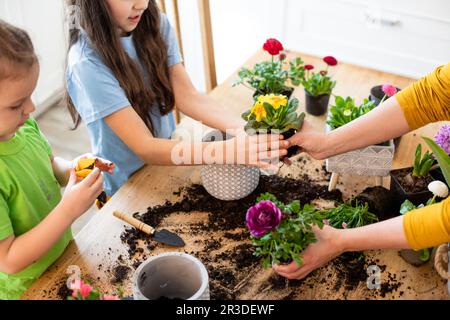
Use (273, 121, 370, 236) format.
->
(1, 202, 74, 274)
(338, 215, 411, 252)
(178, 91, 245, 133)
(51, 157, 72, 187)
(139, 138, 232, 166)
(324, 97, 411, 158)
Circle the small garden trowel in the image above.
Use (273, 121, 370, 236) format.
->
(113, 211, 185, 247)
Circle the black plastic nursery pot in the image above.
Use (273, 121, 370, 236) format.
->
(369, 85, 402, 106)
(389, 168, 435, 209)
(281, 129, 301, 158)
(305, 90, 330, 116)
(253, 86, 294, 100)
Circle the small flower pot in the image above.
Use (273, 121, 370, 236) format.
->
(389, 168, 435, 208)
(253, 86, 294, 100)
(325, 124, 395, 177)
(133, 252, 210, 300)
(369, 85, 402, 106)
(305, 90, 330, 116)
(399, 248, 434, 267)
(201, 130, 260, 201)
(282, 128, 301, 158)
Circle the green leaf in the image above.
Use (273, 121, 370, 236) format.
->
(423, 137, 450, 186)
(400, 200, 416, 215)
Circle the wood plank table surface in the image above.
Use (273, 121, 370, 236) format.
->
(23, 51, 448, 300)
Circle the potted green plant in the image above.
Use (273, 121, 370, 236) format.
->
(233, 38, 305, 99)
(302, 56, 338, 116)
(241, 94, 305, 157)
(390, 144, 435, 208)
(325, 96, 395, 179)
(398, 181, 449, 266)
(246, 193, 324, 267)
(431, 125, 450, 183)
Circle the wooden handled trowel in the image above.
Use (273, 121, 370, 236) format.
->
(113, 211, 185, 247)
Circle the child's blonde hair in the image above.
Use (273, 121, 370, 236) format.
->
(0, 20, 37, 80)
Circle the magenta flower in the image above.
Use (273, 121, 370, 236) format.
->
(382, 84, 398, 97)
(305, 64, 314, 71)
(246, 200, 282, 237)
(435, 125, 450, 155)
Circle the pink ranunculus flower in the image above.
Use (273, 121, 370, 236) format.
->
(381, 84, 398, 97)
(246, 200, 282, 237)
(70, 279, 93, 299)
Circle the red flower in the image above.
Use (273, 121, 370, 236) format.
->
(323, 56, 338, 66)
(263, 38, 284, 56)
(320, 70, 328, 76)
(304, 64, 314, 71)
(279, 53, 287, 61)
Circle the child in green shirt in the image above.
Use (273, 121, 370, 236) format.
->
(0, 21, 113, 299)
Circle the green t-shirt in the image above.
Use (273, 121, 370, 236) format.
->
(0, 118, 72, 299)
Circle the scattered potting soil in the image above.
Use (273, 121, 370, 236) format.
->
(392, 169, 434, 193)
(56, 280, 72, 300)
(111, 265, 131, 284)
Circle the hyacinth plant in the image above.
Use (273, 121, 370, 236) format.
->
(242, 94, 305, 134)
(400, 180, 449, 262)
(326, 96, 376, 130)
(234, 38, 305, 97)
(246, 193, 324, 268)
(302, 56, 338, 97)
(434, 125, 450, 155)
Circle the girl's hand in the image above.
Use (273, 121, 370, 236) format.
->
(272, 224, 345, 279)
(61, 169, 104, 221)
(228, 132, 289, 170)
(287, 121, 329, 160)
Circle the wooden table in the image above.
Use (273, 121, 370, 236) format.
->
(23, 51, 448, 300)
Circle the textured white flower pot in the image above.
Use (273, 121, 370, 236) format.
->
(325, 124, 395, 176)
(201, 164, 260, 201)
(201, 130, 260, 201)
(133, 252, 210, 300)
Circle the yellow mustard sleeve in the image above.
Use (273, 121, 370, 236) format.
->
(396, 62, 450, 130)
(403, 197, 450, 250)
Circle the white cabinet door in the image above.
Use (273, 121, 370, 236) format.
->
(0, 0, 66, 116)
(283, 0, 450, 79)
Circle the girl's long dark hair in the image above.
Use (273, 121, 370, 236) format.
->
(66, 0, 175, 134)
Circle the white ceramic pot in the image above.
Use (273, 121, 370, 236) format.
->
(133, 252, 210, 300)
(201, 130, 260, 201)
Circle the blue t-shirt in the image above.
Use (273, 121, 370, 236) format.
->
(67, 14, 182, 195)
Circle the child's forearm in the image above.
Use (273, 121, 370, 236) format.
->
(51, 156, 72, 187)
(325, 97, 411, 158)
(178, 91, 245, 133)
(338, 215, 411, 252)
(0, 202, 74, 274)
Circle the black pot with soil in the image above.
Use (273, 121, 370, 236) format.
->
(305, 90, 330, 116)
(369, 85, 402, 106)
(399, 247, 434, 267)
(253, 86, 294, 100)
(389, 168, 435, 209)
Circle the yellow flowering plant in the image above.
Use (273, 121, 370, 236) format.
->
(242, 94, 305, 157)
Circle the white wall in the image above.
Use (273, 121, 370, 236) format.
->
(0, 0, 66, 116)
(1, 0, 449, 115)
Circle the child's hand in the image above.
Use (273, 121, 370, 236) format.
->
(61, 168, 104, 220)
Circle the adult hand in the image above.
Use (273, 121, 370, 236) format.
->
(272, 224, 345, 279)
